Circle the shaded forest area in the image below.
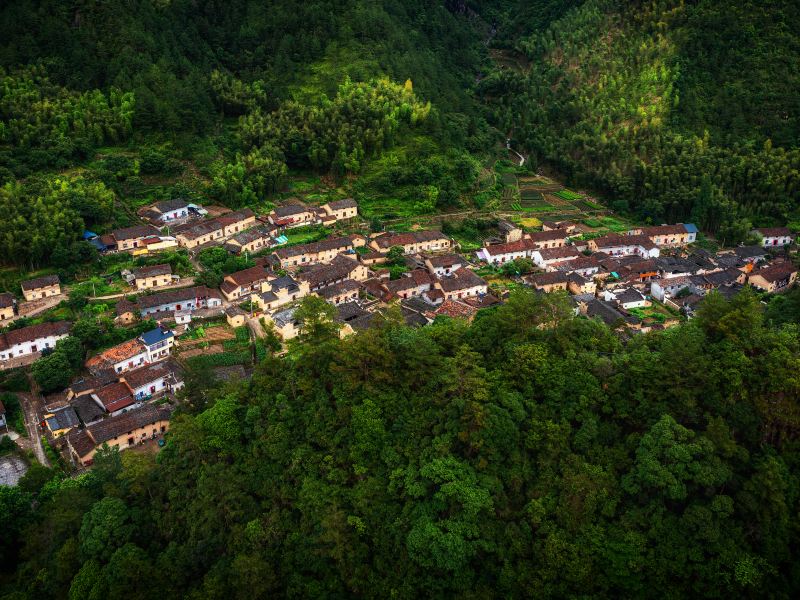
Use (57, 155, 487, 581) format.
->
(3, 289, 800, 598)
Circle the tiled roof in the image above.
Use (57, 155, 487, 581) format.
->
(481, 239, 534, 256)
(273, 236, 356, 260)
(326, 198, 358, 210)
(67, 429, 96, 458)
(116, 298, 137, 316)
(637, 224, 688, 236)
(132, 264, 172, 279)
(122, 360, 175, 390)
(434, 300, 478, 319)
(45, 406, 80, 431)
(0, 292, 14, 309)
(528, 230, 568, 243)
(272, 204, 310, 218)
(93, 381, 135, 412)
(71, 395, 106, 425)
(751, 261, 797, 283)
(87, 404, 171, 445)
(153, 199, 189, 213)
(317, 279, 361, 299)
(528, 271, 568, 287)
(112, 225, 160, 241)
(426, 254, 468, 268)
(372, 230, 450, 250)
(21, 274, 60, 291)
(437, 269, 486, 292)
(137, 286, 220, 309)
(754, 227, 792, 238)
(0, 321, 71, 351)
(593, 234, 656, 250)
(297, 255, 361, 288)
(224, 265, 274, 288)
(537, 246, 581, 261)
(86, 338, 145, 369)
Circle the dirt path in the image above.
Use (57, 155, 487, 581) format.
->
(18, 380, 50, 467)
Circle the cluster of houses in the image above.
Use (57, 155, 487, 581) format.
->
(34, 325, 185, 466)
(475, 221, 797, 330)
(96, 198, 360, 257)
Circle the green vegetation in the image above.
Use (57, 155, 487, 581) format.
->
(481, 0, 800, 241)
(2, 289, 800, 596)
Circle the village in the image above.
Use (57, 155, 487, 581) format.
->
(0, 192, 797, 476)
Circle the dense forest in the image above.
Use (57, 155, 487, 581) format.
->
(480, 0, 800, 236)
(3, 289, 800, 598)
(2, 1, 800, 597)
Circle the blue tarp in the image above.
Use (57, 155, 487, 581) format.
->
(275, 235, 288, 245)
(83, 230, 98, 239)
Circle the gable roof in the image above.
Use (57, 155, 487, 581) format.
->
(87, 404, 172, 445)
(593, 234, 656, 250)
(93, 381, 135, 413)
(754, 226, 793, 238)
(326, 198, 358, 210)
(21, 274, 60, 291)
(112, 225, 161, 242)
(273, 236, 356, 260)
(86, 338, 146, 369)
(0, 292, 14, 309)
(137, 286, 220, 309)
(750, 261, 797, 284)
(0, 321, 71, 351)
(272, 204, 310, 218)
(132, 264, 172, 279)
(372, 230, 450, 250)
(437, 268, 486, 292)
(45, 406, 80, 431)
(121, 360, 176, 390)
(152, 199, 189, 213)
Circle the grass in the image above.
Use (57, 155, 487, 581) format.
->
(519, 217, 542, 228)
(281, 225, 331, 246)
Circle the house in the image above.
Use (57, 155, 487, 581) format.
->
(252, 276, 310, 311)
(748, 262, 798, 293)
(91, 381, 136, 416)
(317, 280, 361, 305)
(20, 274, 61, 301)
(132, 264, 173, 290)
(225, 305, 247, 328)
(359, 251, 388, 267)
(115, 299, 138, 325)
(266, 307, 301, 340)
(0, 321, 72, 365)
(370, 231, 453, 255)
(271, 236, 361, 269)
(321, 198, 358, 221)
(120, 360, 181, 401)
(525, 271, 569, 293)
(220, 265, 276, 301)
(174, 220, 225, 249)
(553, 255, 601, 277)
(434, 268, 488, 300)
(542, 220, 578, 234)
(588, 234, 660, 258)
(224, 226, 274, 255)
(268, 203, 317, 228)
(733, 245, 768, 263)
(297, 255, 369, 291)
(67, 405, 172, 466)
(650, 276, 704, 302)
(567, 273, 596, 295)
(71, 394, 106, 426)
(498, 220, 524, 243)
(134, 235, 179, 255)
(582, 298, 641, 328)
(532, 246, 582, 268)
(86, 338, 148, 375)
(112, 225, 162, 251)
(335, 302, 375, 334)
(476, 239, 534, 264)
(753, 227, 794, 248)
(141, 199, 190, 224)
(44, 406, 80, 438)
(137, 286, 222, 316)
(701, 268, 747, 289)
(528, 230, 568, 249)
(605, 288, 648, 309)
(216, 208, 257, 237)
(425, 254, 468, 276)
(0, 292, 15, 321)
(433, 299, 479, 321)
(628, 224, 698, 247)
(139, 327, 175, 362)
(385, 270, 435, 300)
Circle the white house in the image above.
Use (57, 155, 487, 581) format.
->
(604, 288, 648, 309)
(137, 286, 222, 316)
(753, 227, 794, 248)
(138, 327, 175, 362)
(589, 234, 660, 258)
(86, 338, 149, 375)
(0, 321, 71, 365)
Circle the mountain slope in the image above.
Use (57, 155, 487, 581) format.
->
(482, 0, 800, 238)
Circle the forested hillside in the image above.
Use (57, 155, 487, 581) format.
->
(3, 290, 800, 598)
(481, 0, 800, 239)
